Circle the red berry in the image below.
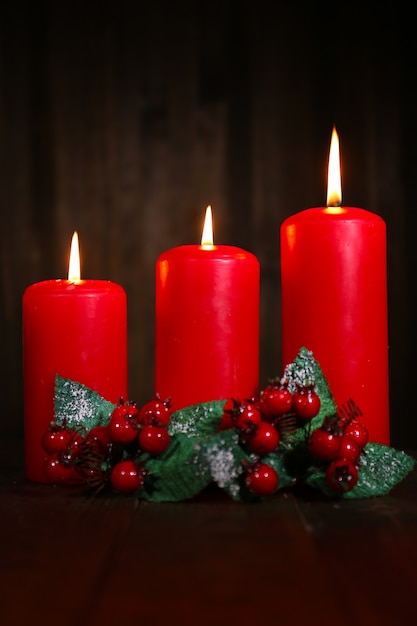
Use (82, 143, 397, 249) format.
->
(43, 455, 79, 484)
(260, 384, 293, 418)
(65, 431, 84, 452)
(293, 386, 321, 419)
(110, 460, 145, 494)
(338, 436, 361, 464)
(139, 395, 171, 426)
(246, 421, 280, 455)
(139, 425, 171, 454)
(325, 459, 358, 493)
(343, 420, 368, 448)
(218, 411, 234, 431)
(308, 428, 341, 461)
(82, 425, 111, 458)
(42, 426, 72, 454)
(218, 398, 236, 431)
(85, 425, 111, 450)
(245, 462, 279, 496)
(108, 403, 139, 444)
(228, 399, 262, 431)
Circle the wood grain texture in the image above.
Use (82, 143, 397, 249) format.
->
(1, 462, 417, 625)
(1, 2, 417, 446)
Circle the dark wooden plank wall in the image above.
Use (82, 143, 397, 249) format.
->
(1, 2, 416, 447)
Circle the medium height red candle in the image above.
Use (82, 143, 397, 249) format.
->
(280, 129, 389, 445)
(155, 206, 260, 411)
(22, 232, 128, 482)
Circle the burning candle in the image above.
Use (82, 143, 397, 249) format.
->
(155, 206, 260, 411)
(280, 128, 390, 445)
(22, 232, 128, 482)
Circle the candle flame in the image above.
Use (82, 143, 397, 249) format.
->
(68, 231, 81, 281)
(201, 205, 214, 248)
(326, 127, 342, 207)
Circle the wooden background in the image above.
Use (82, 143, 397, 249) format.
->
(1, 2, 416, 448)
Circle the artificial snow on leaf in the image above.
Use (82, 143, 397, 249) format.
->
(168, 399, 225, 438)
(197, 429, 251, 500)
(54, 375, 116, 431)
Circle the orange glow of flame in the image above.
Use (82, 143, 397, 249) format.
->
(68, 231, 81, 281)
(326, 127, 342, 207)
(201, 205, 214, 248)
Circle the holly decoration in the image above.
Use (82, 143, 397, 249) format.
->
(43, 347, 414, 502)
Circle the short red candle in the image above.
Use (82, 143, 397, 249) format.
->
(280, 131, 389, 445)
(155, 212, 260, 411)
(22, 237, 128, 483)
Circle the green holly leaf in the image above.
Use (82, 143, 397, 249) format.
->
(54, 375, 116, 431)
(305, 443, 415, 498)
(281, 346, 337, 445)
(197, 429, 252, 500)
(262, 449, 298, 491)
(168, 400, 226, 438)
(283, 347, 334, 402)
(140, 433, 213, 502)
(141, 428, 252, 502)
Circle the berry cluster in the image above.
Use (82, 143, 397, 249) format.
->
(41, 395, 173, 494)
(307, 399, 369, 493)
(219, 380, 321, 497)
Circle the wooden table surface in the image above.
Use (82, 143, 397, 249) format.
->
(1, 440, 417, 626)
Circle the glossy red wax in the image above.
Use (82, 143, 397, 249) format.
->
(280, 206, 390, 445)
(155, 245, 260, 411)
(23, 279, 128, 482)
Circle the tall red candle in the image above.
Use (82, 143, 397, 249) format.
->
(155, 207, 260, 411)
(22, 233, 128, 482)
(280, 130, 389, 445)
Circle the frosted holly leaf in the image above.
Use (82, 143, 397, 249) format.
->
(280, 346, 337, 444)
(198, 429, 251, 500)
(142, 429, 250, 502)
(282, 346, 317, 390)
(282, 346, 334, 403)
(142, 415, 255, 501)
(140, 433, 213, 502)
(305, 443, 415, 498)
(168, 400, 226, 438)
(54, 375, 116, 431)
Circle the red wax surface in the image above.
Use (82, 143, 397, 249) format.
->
(155, 245, 260, 411)
(280, 207, 390, 445)
(23, 279, 128, 482)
